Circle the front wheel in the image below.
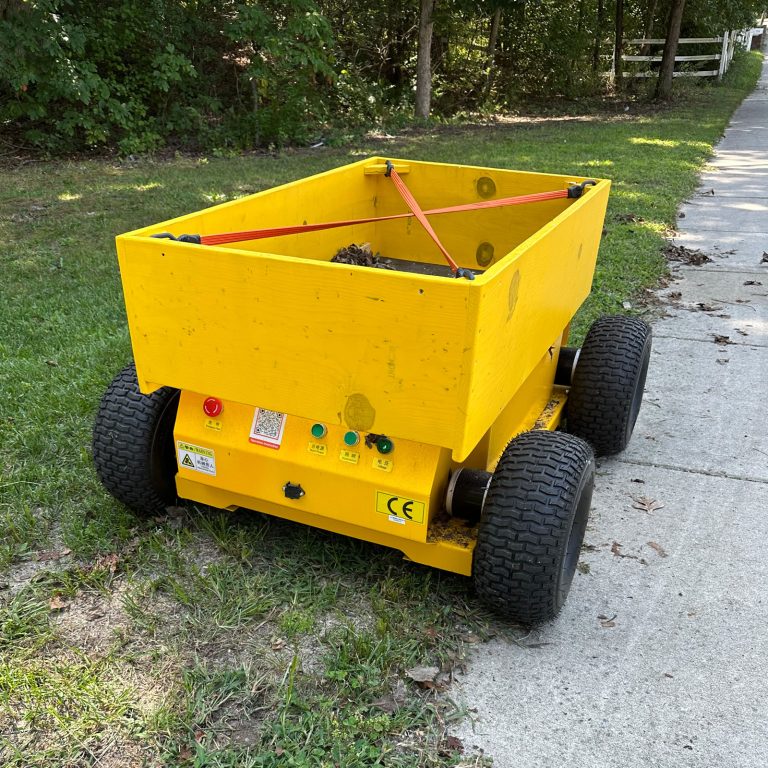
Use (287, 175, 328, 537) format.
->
(473, 430, 595, 625)
(92, 362, 180, 515)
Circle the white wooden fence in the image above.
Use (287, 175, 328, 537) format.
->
(615, 28, 762, 81)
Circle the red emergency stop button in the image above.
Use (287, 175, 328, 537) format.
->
(203, 397, 223, 417)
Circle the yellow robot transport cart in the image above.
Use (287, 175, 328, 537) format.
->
(93, 157, 652, 625)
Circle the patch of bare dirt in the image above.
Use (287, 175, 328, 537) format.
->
(295, 609, 372, 677)
(52, 582, 131, 653)
(85, 738, 162, 768)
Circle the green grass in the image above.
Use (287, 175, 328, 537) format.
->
(0, 51, 762, 767)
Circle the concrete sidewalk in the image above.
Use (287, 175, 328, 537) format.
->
(455, 53, 768, 767)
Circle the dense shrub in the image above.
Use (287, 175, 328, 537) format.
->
(0, 0, 763, 153)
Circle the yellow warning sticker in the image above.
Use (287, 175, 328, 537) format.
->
(340, 450, 359, 465)
(177, 441, 216, 476)
(372, 457, 393, 472)
(308, 441, 327, 456)
(375, 491, 425, 523)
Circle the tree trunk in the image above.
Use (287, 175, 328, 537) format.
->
(655, 0, 686, 99)
(639, 0, 659, 56)
(613, 0, 624, 87)
(592, 0, 606, 72)
(482, 6, 502, 103)
(567, 0, 587, 96)
(415, 0, 435, 119)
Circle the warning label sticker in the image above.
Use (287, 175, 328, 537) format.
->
(177, 441, 216, 476)
(249, 408, 287, 449)
(375, 492, 425, 524)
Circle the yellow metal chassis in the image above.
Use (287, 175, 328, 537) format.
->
(173, 355, 568, 576)
(115, 156, 610, 576)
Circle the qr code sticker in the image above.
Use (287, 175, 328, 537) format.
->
(249, 408, 287, 448)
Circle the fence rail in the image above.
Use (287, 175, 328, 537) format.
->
(614, 28, 760, 81)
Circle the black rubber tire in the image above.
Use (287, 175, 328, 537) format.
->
(92, 362, 180, 515)
(473, 431, 595, 626)
(566, 315, 652, 456)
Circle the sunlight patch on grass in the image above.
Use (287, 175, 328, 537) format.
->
(629, 137, 681, 148)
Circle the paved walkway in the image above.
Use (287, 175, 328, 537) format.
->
(455, 50, 768, 767)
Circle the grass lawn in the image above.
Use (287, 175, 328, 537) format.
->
(0, 52, 762, 767)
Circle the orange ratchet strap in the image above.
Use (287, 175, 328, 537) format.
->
(152, 165, 596, 280)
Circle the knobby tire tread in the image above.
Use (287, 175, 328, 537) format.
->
(567, 316, 652, 456)
(473, 431, 595, 625)
(92, 362, 179, 515)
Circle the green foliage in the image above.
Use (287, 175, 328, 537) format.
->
(0, 0, 764, 151)
(0, 0, 194, 152)
(0, 0, 334, 153)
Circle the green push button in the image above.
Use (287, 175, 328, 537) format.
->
(343, 431, 359, 447)
(377, 438, 394, 455)
(311, 423, 327, 439)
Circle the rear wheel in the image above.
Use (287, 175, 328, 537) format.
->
(566, 315, 652, 456)
(473, 431, 595, 625)
(92, 362, 180, 515)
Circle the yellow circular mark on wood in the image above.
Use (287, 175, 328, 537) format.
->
(476, 241, 495, 267)
(344, 393, 376, 431)
(476, 176, 497, 199)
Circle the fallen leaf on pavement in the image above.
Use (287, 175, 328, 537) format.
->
(663, 244, 712, 265)
(711, 334, 732, 345)
(632, 496, 665, 513)
(761, 252, 768, 263)
(609, 542, 647, 564)
(647, 541, 668, 558)
(598, 614, 617, 628)
(716, 358, 729, 365)
(744, 280, 762, 286)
